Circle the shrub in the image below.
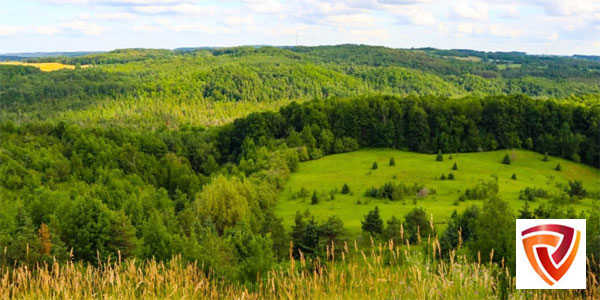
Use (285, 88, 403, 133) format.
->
(518, 187, 549, 201)
(361, 206, 383, 236)
(341, 183, 350, 194)
(542, 152, 549, 162)
(555, 163, 561, 171)
(567, 180, 586, 198)
(372, 161, 378, 170)
(311, 190, 319, 205)
(389, 157, 396, 166)
(511, 173, 517, 180)
(448, 172, 454, 180)
(452, 162, 458, 170)
(440, 174, 446, 180)
(501, 154, 510, 165)
(436, 150, 444, 162)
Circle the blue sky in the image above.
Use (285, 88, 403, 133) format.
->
(1, 0, 599, 55)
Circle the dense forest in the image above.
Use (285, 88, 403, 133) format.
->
(1, 45, 599, 128)
(0, 46, 599, 295)
(1, 93, 599, 283)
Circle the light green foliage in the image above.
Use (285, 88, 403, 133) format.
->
(194, 175, 254, 234)
(277, 149, 599, 233)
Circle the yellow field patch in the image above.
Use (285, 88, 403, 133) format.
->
(0, 61, 88, 71)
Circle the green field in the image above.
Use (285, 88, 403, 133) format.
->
(276, 149, 600, 233)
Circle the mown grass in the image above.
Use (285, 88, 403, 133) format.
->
(1, 240, 598, 299)
(0, 62, 87, 71)
(277, 149, 599, 233)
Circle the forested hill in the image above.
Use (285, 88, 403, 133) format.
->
(1, 45, 598, 128)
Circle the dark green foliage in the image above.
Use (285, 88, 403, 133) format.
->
(440, 206, 480, 253)
(567, 180, 587, 198)
(403, 207, 434, 244)
(389, 157, 396, 166)
(452, 162, 458, 170)
(448, 172, 455, 180)
(436, 150, 444, 162)
(502, 154, 511, 165)
(361, 206, 383, 236)
(519, 187, 549, 201)
(518, 202, 535, 219)
(440, 174, 447, 180)
(311, 190, 319, 205)
(461, 177, 499, 200)
(542, 152, 549, 162)
(364, 182, 423, 201)
(291, 211, 348, 256)
(341, 183, 350, 194)
(555, 163, 562, 171)
(470, 197, 515, 268)
(382, 216, 403, 243)
(372, 161, 378, 170)
(511, 173, 517, 180)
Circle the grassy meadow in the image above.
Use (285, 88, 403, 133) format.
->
(277, 149, 600, 233)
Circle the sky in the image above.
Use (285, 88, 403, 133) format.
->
(0, 0, 599, 55)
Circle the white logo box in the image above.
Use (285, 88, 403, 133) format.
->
(516, 219, 586, 289)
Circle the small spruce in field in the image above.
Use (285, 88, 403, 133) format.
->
(543, 152, 549, 162)
(452, 162, 458, 170)
(436, 149, 444, 162)
(440, 174, 447, 180)
(448, 172, 455, 180)
(555, 163, 562, 171)
(311, 190, 319, 205)
(372, 161, 378, 170)
(449, 154, 453, 160)
(511, 173, 517, 180)
(389, 157, 396, 166)
(502, 153, 511, 165)
(341, 183, 350, 194)
(330, 193, 335, 200)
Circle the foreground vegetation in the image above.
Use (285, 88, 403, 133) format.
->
(1, 241, 598, 300)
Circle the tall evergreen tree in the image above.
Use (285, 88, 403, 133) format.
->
(361, 206, 383, 236)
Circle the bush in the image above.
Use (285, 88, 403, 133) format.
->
(567, 180, 586, 198)
(403, 207, 434, 244)
(448, 172, 454, 180)
(361, 206, 383, 236)
(436, 150, 444, 162)
(518, 187, 549, 201)
(341, 183, 350, 194)
(452, 162, 458, 170)
(511, 173, 517, 180)
(440, 174, 446, 180)
(389, 157, 396, 166)
(542, 152, 549, 162)
(311, 190, 319, 205)
(372, 161, 378, 170)
(555, 163, 561, 171)
(501, 154, 510, 165)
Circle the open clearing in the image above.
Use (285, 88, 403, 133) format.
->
(0, 61, 87, 71)
(276, 149, 599, 233)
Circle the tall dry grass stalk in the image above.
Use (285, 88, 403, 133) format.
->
(1, 240, 598, 299)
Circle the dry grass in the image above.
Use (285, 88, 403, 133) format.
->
(0, 62, 89, 72)
(1, 239, 597, 300)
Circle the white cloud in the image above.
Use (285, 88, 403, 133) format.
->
(60, 21, 104, 35)
(452, 1, 488, 21)
(79, 12, 136, 21)
(243, 0, 285, 14)
(0, 25, 25, 36)
(132, 3, 216, 15)
(535, 0, 599, 17)
(547, 31, 559, 40)
(488, 24, 522, 38)
(133, 25, 161, 32)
